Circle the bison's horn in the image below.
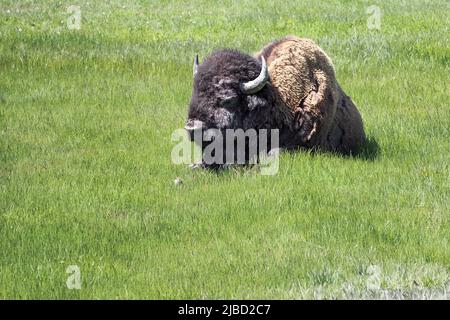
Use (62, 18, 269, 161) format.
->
(193, 54, 199, 78)
(240, 56, 269, 94)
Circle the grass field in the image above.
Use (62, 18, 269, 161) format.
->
(0, 0, 449, 299)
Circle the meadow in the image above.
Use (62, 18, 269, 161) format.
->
(0, 0, 449, 299)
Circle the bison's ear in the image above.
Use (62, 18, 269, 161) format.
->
(246, 95, 268, 111)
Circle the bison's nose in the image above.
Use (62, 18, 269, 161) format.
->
(185, 119, 205, 141)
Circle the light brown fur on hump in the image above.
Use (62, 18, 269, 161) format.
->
(256, 36, 337, 114)
(255, 36, 365, 153)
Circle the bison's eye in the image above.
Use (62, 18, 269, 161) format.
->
(219, 96, 239, 108)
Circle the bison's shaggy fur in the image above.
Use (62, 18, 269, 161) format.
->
(189, 50, 282, 131)
(186, 35, 365, 161)
(256, 36, 365, 153)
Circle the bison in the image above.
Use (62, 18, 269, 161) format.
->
(185, 35, 365, 168)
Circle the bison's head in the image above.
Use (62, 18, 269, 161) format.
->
(185, 50, 275, 140)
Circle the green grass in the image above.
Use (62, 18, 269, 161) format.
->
(0, 0, 449, 299)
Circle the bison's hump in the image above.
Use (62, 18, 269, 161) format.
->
(257, 36, 336, 113)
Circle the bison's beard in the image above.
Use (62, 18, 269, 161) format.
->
(193, 129, 277, 170)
